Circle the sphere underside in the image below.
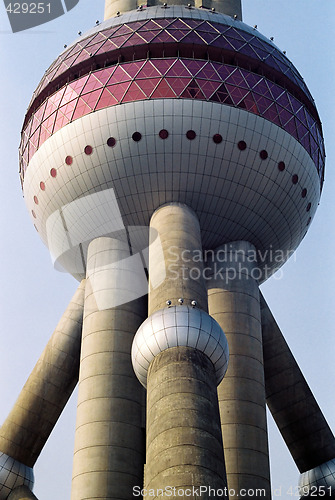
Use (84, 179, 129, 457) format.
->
(24, 100, 319, 280)
(20, 6, 323, 281)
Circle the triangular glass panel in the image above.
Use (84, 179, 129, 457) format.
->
(59, 100, 77, 120)
(169, 19, 191, 30)
(122, 32, 147, 47)
(108, 82, 132, 102)
(122, 82, 147, 103)
(42, 111, 57, 134)
(196, 79, 221, 99)
(182, 59, 206, 76)
(152, 31, 175, 43)
(225, 69, 248, 88)
(82, 74, 104, 94)
(166, 29, 189, 42)
(226, 85, 249, 106)
(242, 93, 259, 114)
(166, 60, 191, 77)
(137, 60, 162, 79)
(211, 84, 234, 105)
(114, 24, 133, 35)
(60, 86, 79, 106)
(136, 77, 161, 98)
(123, 61, 146, 79)
(196, 62, 221, 81)
(108, 66, 132, 84)
(95, 68, 115, 86)
(135, 30, 157, 43)
(53, 111, 70, 133)
(262, 103, 281, 126)
(181, 80, 206, 100)
(151, 59, 175, 76)
(95, 88, 118, 110)
(72, 99, 93, 120)
(110, 34, 133, 48)
(181, 31, 204, 44)
(166, 77, 192, 96)
(81, 89, 103, 109)
(151, 79, 177, 99)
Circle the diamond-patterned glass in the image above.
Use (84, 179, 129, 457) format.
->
(20, 56, 324, 185)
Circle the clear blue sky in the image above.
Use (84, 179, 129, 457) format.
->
(0, 1, 334, 498)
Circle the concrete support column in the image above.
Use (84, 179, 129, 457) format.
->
(0, 280, 85, 467)
(132, 203, 229, 498)
(104, 0, 138, 19)
(71, 237, 147, 500)
(207, 241, 271, 498)
(261, 294, 335, 495)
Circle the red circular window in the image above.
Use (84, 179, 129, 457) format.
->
(186, 130, 196, 140)
(84, 145, 93, 155)
(132, 132, 142, 142)
(306, 202, 312, 212)
(32, 210, 36, 219)
(292, 174, 299, 184)
(260, 150, 268, 160)
(159, 129, 169, 140)
(213, 134, 223, 144)
(39, 182, 45, 191)
(301, 188, 307, 198)
(237, 140, 247, 151)
(50, 168, 57, 178)
(65, 155, 73, 165)
(278, 161, 285, 171)
(107, 137, 116, 148)
(34, 196, 39, 205)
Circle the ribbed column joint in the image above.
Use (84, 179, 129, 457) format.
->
(132, 305, 229, 387)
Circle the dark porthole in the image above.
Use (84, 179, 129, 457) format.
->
(40, 181, 45, 191)
(65, 155, 73, 165)
(301, 188, 307, 198)
(306, 202, 312, 212)
(260, 150, 268, 160)
(50, 168, 57, 178)
(132, 132, 142, 142)
(292, 174, 299, 184)
(278, 161, 285, 171)
(107, 137, 116, 148)
(213, 134, 223, 144)
(84, 145, 93, 155)
(307, 217, 312, 226)
(186, 130, 196, 140)
(159, 129, 169, 140)
(238, 140, 247, 151)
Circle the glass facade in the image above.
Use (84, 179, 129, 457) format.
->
(30, 18, 312, 105)
(20, 58, 325, 184)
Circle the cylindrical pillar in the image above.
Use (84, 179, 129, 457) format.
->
(71, 237, 147, 500)
(104, 0, 242, 19)
(104, 0, 137, 19)
(148, 202, 208, 314)
(0, 280, 85, 467)
(261, 293, 335, 496)
(207, 241, 271, 498)
(132, 203, 229, 499)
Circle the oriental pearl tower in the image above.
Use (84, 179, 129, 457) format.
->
(0, 0, 334, 499)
